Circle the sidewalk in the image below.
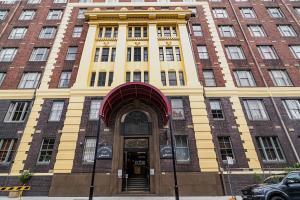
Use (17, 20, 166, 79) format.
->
(0, 196, 243, 200)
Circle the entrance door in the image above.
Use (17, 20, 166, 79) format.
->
(122, 138, 150, 192)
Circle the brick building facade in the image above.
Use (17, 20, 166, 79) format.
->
(0, 0, 300, 197)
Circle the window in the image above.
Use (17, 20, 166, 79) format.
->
(157, 26, 177, 38)
(248, 25, 266, 37)
(188, 7, 197, 17)
(267, 8, 284, 18)
(290, 45, 300, 59)
(277, 25, 297, 37)
(203, 70, 216, 86)
(0, 10, 9, 21)
(65, 47, 77, 60)
(0, 139, 16, 164)
(37, 139, 55, 164)
(225, 46, 245, 60)
(94, 48, 100, 62)
(2, 0, 16, 3)
(218, 137, 234, 162)
(134, 47, 141, 62)
(27, 0, 41, 4)
(101, 48, 109, 62)
(168, 71, 177, 86)
(47, 9, 63, 20)
(282, 100, 300, 119)
(212, 8, 228, 18)
(269, 70, 293, 86)
(192, 25, 202, 36)
(18, 72, 41, 89)
(171, 99, 184, 120)
(240, 8, 256, 18)
(83, 138, 96, 163)
(111, 48, 116, 62)
(175, 135, 190, 161)
(0, 48, 17, 62)
(164, 27, 171, 37)
(257, 45, 278, 59)
(175, 47, 181, 61)
(295, 8, 300, 16)
(126, 72, 130, 83)
(108, 72, 113, 86)
(218, 25, 236, 37)
(58, 71, 71, 88)
(4, 101, 30, 122)
(209, 100, 224, 119)
(256, 137, 285, 162)
(127, 48, 132, 62)
(133, 72, 141, 82)
(98, 72, 106, 86)
(159, 47, 164, 61)
(243, 100, 268, 120)
(54, 0, 67, 3)
(89, 100, 101, 120)
(90, 72, 96, 86)
(143, 47, 148, 62)
(72, 26, 82, 38)
(179, 71, 185, 86)
(128, 27, 147, 38)
(161, 71, 166, 86)
(77, 8, 86, 19)
(19, 10, 35, 20)
(39, 27, 57, 39)
(0, 73, 5, 86)
(9, 28, 27, 39)
(29, 48, 49, 61)
(48, 101, 64, 121)
(234, 70, 256, 87)
(166, 47, 174, 61)
(197, 46, 209, 59)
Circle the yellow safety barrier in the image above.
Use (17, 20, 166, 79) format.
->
(0, 186, 30, 192)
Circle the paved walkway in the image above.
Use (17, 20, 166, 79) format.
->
(0, 196, 242, 200)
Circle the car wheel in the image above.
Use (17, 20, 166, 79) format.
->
(270, 196, 285, 200)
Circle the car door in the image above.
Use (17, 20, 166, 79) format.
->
(285, 172, 300, 200)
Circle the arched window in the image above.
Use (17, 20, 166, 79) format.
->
(122, 111, 151, 135)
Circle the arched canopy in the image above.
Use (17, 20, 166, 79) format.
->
(99, 82, 171, 125)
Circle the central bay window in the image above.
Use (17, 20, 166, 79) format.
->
(18, 72, 41, 89)
(243, 99, 269, 120)
(256, 136, 285, 162)
(0, 139, 17, 164)
(282, 99, 300, 120)
(4, 101, 30, 123)
(48, 101, 64, 122)
(127, 47, 148, 62)
(175, 135, 190, 162)
(99, 26, 118, 38)
(94, 47, 116, 62)
(89, 99, 101, 120)
(83, 138, 96, 163)
(157, 26, 177, 37)
(128, 26, 147, 38)
(159, 46, 181, 62)
(98, 72, 106, 86)
(160, 71, 185, 86)
(37, 138, 55, 164)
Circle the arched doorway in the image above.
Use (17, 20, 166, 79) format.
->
(99, 83, 171, 195)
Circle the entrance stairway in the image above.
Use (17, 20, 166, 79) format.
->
(125, 177, 149, 191)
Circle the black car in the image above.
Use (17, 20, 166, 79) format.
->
(241, 171, 300, 200)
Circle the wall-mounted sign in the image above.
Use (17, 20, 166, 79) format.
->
(96, 145, 112, 160)
(160, 145, 173, 159)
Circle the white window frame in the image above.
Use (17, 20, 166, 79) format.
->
(39, 27, 57, 39)
(48, 101, 64, 122)
(277, 25, 297, 37)
(234, 70, 256, 87)
(77, 9, 86, 19)
(19, 10, 35, 20)
(203, 70, 216, 87)
(171, 99, 185, 120)
(27, 0, 41, 4)
(0, 73, 5, 86)
(58, 71, 71, 88)
(18, 72, 41, 89)
(240, 8, 256, 18)
(212, 8, 228, 18)
(197, 45, 209, 59)
(248, 25, 266, 37)
(289, 45, 300, 59)
(243, 99, 269, 120)
(267, 8, 284, 18)
(47, 9, 63, 20)
(4, 101, 30, 123)
(89, 100, 101, 120)
(225, 46, 245, 60)
(0, 48, 17, 62)
(72, 26, 83, 38)
(29, 48, 49, 61)
(53, 0, 67, 3)
(192, 24, 202, 37)
(269, 70, 293, 86)
(282, 99, 300, 120)
(256, 137, 285, 162)
(65, 47, 78, 60)
(175, 135, 190, 162)
(257, 45, 278, 59)
(0, 139, 16, 164)
(218, 25, 236, 37)
(37, 139, 55, 165)
(0, 10, 9, 21)
(82, 138, 96, 163)
(8, 27, 27, 39)
(209, 99, 224, 119)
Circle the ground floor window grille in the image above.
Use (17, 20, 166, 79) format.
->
(175, 135, 190, 162)
(83, 138, 96, 163)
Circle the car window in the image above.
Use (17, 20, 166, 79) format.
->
(263, 175, 285, 184)
(286, 173, 300, 182)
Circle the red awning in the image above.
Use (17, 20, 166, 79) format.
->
(99, 82, 171, 125)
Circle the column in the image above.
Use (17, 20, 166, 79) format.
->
(178, 23, 201, 87)
(111, 23, 127, 87)
(148, 23, 162, 87)
(73, 24, 97, 89)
